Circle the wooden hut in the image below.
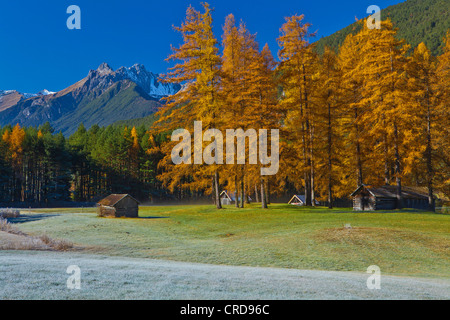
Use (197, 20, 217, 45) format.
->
(220, 191, 252, 206)
(220, 191, 234, 206)
(351, 185, 430, 211)
(288, 195, 320, 206)
(97, 194, 140, 218)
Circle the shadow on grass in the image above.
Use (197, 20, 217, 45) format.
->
(7, 214, 59, 225)
(267, 205, 353, 214)
(262, 205, 443, 215)
(366, 209, 446, 216)
(219, 204, 351, 213)
(99, 216, 171, 220)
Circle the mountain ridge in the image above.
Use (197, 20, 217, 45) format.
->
(0, 63, 180, 135)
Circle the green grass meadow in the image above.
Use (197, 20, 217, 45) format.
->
(11, 204, 450, 279)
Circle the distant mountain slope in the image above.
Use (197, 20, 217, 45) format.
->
(0, 91, 23, 112)
(315, 0, 450, 56)
(0, 63, 179, 135)
(0, 90, 55, 112)
(53, 81, 161, 136)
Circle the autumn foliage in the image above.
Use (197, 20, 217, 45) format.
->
(154, 4, 449, 210)
(0, 3, 448, 210)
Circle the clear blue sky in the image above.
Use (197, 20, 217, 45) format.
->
(0, 0, 404, 93)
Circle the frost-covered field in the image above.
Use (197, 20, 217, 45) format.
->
(1, 251, 449, 300)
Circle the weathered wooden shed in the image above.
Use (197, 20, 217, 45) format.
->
(220, 191, 252, 206)
(288, 195, 320, 206)
(351, 185, 430, 211)
(97, 194, 140, 218)
(220, 191, 234, 206)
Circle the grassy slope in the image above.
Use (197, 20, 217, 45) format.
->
(315, 0, 450, 56)
(14, 205, 450, 278)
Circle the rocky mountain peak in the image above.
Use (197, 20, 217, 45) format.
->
(97, 63, 114, 75)
(131, 63, 147, 72)
(114, 64, 180, 98)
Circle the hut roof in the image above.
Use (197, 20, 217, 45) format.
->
(220, 191, 233, 201)
(289, 195, 306, 204)
(221, 191, 238, 202)
(352, 185, 429, 199)
(289, 195, 320, 205)
(98, 194, 139, 206)
(220, 191, 252, 202)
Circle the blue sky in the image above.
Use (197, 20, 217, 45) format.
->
(0, 0, 404, 93)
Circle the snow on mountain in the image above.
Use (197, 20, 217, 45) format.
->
(23, 93, 39, 99)
(0, 90, 21, 98)
(0, 89, 55, 99)
(0, 90, 37, 99)
(38, 89, 56, 96)
(115, 64, 181, 99)
(1, 63, 180, 106)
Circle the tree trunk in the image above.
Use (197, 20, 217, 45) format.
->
(212, 176, 216, 206)
(310, 131, 316, 207)
(327, 103, 333, 209)
(394, 122, 403, 209)
(426, 104, 435, 211)
(214, 171, 222, 209)
(245, 178, 250, 204)
(261, 176, 268, 209)
(303, 64, 313, 207)
(304, 171, 311, 206)
(235, 175, 239, 208)
(255, 184, 260, 203)
(240, 176, 245, 208)
(355, 107, 363, 187)
(384, 131, 390, 185)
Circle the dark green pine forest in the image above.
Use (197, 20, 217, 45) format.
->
(0, 123, 170, 206)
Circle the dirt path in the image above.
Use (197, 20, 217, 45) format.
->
(0, 251, 448, 300)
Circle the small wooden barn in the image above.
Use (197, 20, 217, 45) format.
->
(351, 185, 430, 211)
(97, 194, 140, 218)
(220, 191, 234, 206)
(288, 195, 320, 206)
(220, 191, 252, 206)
